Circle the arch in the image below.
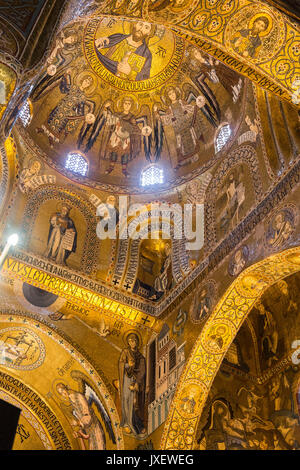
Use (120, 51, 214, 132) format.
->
(161, 245, 300, 449)
(21, 185, 100, 274)
(0, 311, 123, 449)
(110, 204, 192, 295)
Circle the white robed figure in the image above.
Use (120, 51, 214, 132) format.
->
(44, 203, 77, 265)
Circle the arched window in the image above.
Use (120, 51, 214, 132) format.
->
(19, 100, 32, 127)
(215, 124, 231, 153)
(65, 152, 88, 176)
(141, 165, 164, 186)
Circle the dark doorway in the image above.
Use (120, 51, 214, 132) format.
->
(0, 399, 21, 450)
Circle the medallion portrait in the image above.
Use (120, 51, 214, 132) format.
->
(225, 6, 285, 64)
(0, 327, 45, 371)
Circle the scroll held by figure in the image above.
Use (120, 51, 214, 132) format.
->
(45, 204, 77, 266)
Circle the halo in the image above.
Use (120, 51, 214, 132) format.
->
(116, 94, 139, 113)
(27, 157, 43, 172)
(63, 27, 78, 38)
(74, 71, 97, 97)
(271, 210, 285, 230)
(56, 201, 73, 213)
(122, 329, 143, 348)
(248, 13, 273, 37)
(148, 34, 163, 49)
(148, 25, 165, 48)
(122, 19, 157, 43)
(161, 84, 182, 106)
(52, 378, 71, 402)
(122, 19, 132, 35)
(211, 399, 230, 419)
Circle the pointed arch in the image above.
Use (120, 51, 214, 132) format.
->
(161, 245, 300, 449)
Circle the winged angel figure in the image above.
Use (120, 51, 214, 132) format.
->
(56, 370, 116, 450)
(78, 86, 211, 174)
(78, 95, 164, 176)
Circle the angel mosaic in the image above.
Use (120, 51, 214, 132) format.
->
(82, 96, 141, 177)
(150, 242, 173, 299)
(19, 160, 41, 193)
(55, 371, 116, 450)
(187, 47, 243, 108)
(153, 85, 206, 170)
(36, 72, 96, 147)
(31, 25, 83, 103)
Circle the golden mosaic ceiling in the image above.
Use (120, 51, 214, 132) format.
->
(22, 14, 247, 193)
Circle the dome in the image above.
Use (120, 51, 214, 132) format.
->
(20, 15, 246, 194)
